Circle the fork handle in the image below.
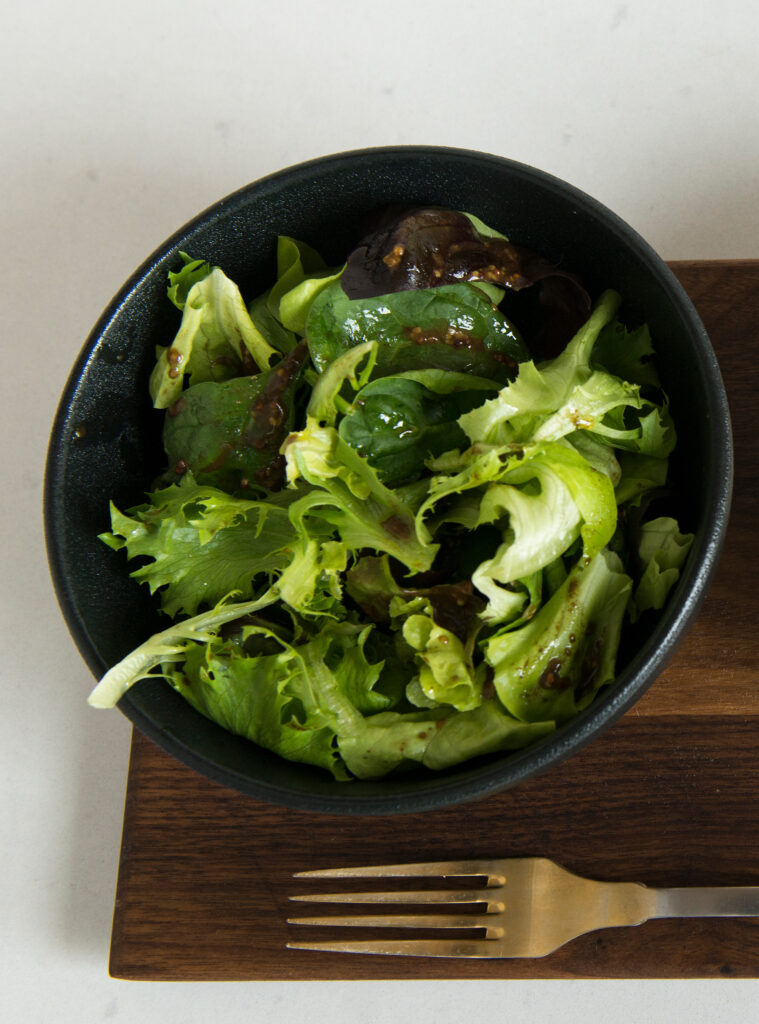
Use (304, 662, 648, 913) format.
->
(652, 887, 759, 919)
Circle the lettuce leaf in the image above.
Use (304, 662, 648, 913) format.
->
(279, 268, 344, 334)
(283, 418, 437, 573)
(532, 371, 644, 444)
(485, 550, 632, 724)
(457, 288, 676, 465)
(263, 235, 344, 335)
(416, 445, 518, 546)
(614, 452, 669, 506)
(592, 319, 660, 389)
(271, 533, 347, 619)
(336, 708, 450, 777)
(307, 341, 377, 427)
(338, 701, 555, 778)
(172, 623, 365, 780)
(566, 431, 622, 486)
(149, 263, 278, 409)
(86, 591, 279, 709)
(390, 368, 501, 394)
(248, 290, 298, 355)
(458, 290, 622, 445)
(471, 443, 615, 623)
(266, 236, 327, 317)
(416, 440, 616, 625)
(167, 252, 212, 310)
(592, 399, 676, 458)
(176, 620, 403, 778)
(630, 516, 694, 620)
(420, 700, 555, 771)
(395, 596, 484, 712)
(100, 476, 303, 617)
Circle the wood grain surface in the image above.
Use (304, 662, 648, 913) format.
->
(108, 261, 759, 980)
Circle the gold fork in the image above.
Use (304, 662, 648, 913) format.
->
(287, 857, 759, 959)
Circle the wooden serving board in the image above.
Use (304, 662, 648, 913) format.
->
(109, 261, 759, 980)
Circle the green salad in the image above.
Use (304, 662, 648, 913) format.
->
(88, 207, 693, 779)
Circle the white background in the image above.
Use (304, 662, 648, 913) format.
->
(2, 1, 758, 1020)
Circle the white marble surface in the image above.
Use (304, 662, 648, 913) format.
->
(2, 1, 758, 1020)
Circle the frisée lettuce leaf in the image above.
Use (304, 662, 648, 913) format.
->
(100, 476, 301, 617)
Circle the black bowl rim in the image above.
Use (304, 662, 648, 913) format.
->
(45, 145, 733, 815)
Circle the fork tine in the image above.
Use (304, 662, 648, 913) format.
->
(293, 860, 504, 885)
(289, 890, 505, 910)
(288, 913, 504, 937)
(286, 938, 499, 958)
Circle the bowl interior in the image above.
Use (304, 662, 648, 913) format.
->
(45, 147, 732, 813)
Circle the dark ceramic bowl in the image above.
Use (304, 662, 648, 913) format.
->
(45, 147, 732, 814)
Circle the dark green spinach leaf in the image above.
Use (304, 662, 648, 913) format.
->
(306, 281, 527, 380)
(248, 290, 298, 354)
(163, 341, 307, 493)
(338, 376, 485, 486)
